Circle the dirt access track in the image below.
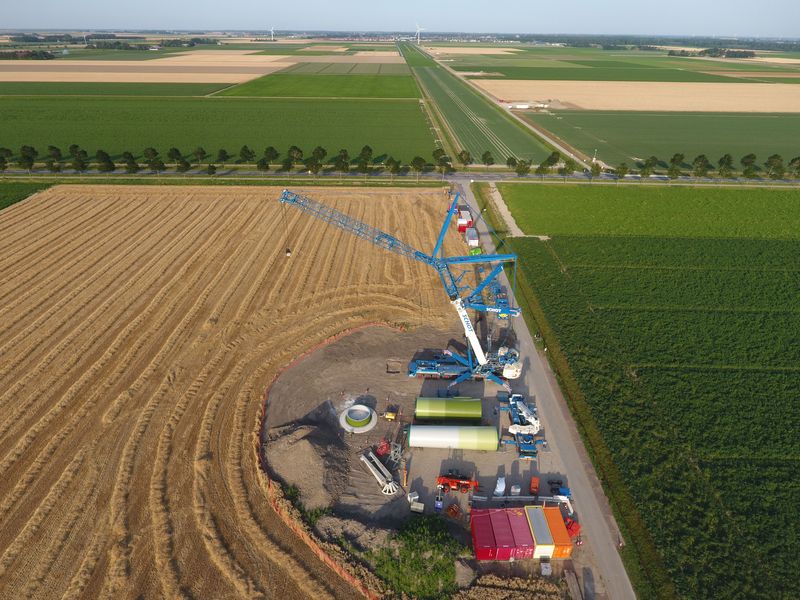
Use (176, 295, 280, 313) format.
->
(473, 79, 800, 112)
(0, 184, 459, 599)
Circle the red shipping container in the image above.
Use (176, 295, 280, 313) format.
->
(506, 508, 535, 559)
(488, 510, 515, 561)
(470, 510, 496, 560)
(458, 224, 467, 233)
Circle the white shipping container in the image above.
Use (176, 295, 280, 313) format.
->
(465, 228, 479, 248)
(459, 210, 472, 223)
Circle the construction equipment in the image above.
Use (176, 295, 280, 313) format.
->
(360, 450, 400, 495)
(499, 394, 544, 458)
(279, 189, 522, 389)
(436, 470, 480, 494)
(446, 503, 462, 520)
(382, 404, 400, 421)
(529, 476, 540, 496)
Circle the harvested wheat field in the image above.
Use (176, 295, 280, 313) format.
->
(473, 79, 800, 112)
(0, 184, 459, 599)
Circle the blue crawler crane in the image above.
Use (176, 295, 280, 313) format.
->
(279, 189, 522, 389)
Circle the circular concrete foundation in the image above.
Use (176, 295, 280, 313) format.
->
(339, 404, 378, 433)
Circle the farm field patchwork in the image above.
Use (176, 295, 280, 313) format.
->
(499, 184, 800, 598)
(521, 111, 800, 166)
(0, 96, 435, 160)
(413, 66, 549, 161)
(0, 184, 460, 599)
(471, 80, 800, 112)
(457, 66, 740, 82)
(220, 73, 419, 98)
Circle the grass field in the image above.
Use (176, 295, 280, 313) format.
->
(413, 66, 549, 161)
(523, 111, 800, 166)
(501, 184, 800, 599)
(0, 182, 50, 211)
(0, 96, 434, 160)
(0, 82, 227, 96)
(219, 73, 419, 98)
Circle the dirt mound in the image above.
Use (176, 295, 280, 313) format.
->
(452, 574, 562, 600)
(267, 422, 350, 509)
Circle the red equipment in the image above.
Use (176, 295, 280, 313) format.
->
(436, 472, 479, 494)
(565, 517, 582, 539)
(375, 439, 391, 457)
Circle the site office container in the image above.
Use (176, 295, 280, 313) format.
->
(459, 210, 473, 227)
(525, 506, 555, 559)
(488, 510, 516, 561)
(506, 508, 534, 559)
(465, 228, 479, 248)
(543, 506, 573, 559)
(470, 509, 497, 560)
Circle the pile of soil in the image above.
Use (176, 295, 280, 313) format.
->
(314, 514, 392, 552)
(266, 417, 350, 510)
(452, 574, 563, 600)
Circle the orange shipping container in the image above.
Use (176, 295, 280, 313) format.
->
(543, 506, 573, 559)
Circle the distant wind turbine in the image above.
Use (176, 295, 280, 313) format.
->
(270, 27, 275, 42)
(415, 24, 425, 45)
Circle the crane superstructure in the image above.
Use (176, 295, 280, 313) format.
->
(279, 189, 522, 389)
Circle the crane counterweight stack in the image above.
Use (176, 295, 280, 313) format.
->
(279, 189, 523, 388)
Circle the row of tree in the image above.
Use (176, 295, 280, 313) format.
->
(610, 153, 800, 180)
(1, 145, 799, 180)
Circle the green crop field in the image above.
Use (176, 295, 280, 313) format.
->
(500, 184, 800, 599)
(57, 47, 188, 60)
(441, 45, 800, 82)
(398, 42, 437, 67)
(0, 82, 226, 96)
(220, 73, 419, 98)
(0, 96, 434, 161)
(522, 111, 800, 167)
(413, 66, 549, 161)
(0, 182, 51, 211)
(280, 62, 410, 75)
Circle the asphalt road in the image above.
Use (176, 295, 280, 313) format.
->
(457, 182, 637, 600)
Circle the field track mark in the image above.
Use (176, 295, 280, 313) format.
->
(101, 199, 255, 598)
(0, 198, 175, 356)
(0, 191, 88, 255)
(61, 527, 106, 600)
(0, 194, 163, 313)
(0, 194, 142, 296)
(148, 203, 265, 599)
(0, 199, 214, 447)
(0, 192, 117, 271)
(0, 442, 91, 579)
(0, 200, 244, 525)
(15, 461, 99, 599)
(0, 196, 194, 385)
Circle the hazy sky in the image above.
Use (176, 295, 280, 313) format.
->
(4, 0, 799, 38)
